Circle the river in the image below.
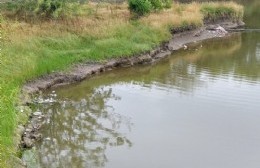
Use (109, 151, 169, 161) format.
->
(24, 1, 260, 168)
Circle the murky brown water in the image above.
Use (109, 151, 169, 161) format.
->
(23, 1, 260, 168)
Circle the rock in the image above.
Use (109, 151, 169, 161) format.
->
(45, 137, 51, 141)
(150, 48, 160, 56)
(73, 75, 84, 81)
(154, 51, 171, 59)
(216, 26, 228, 34)
(17, 125, 25, 136)
(23, 137, 34, 148)
(206, 25, 228, 34)
(32, 123, 42, 130)
(31, 133, 42, 141)
(193, 28, 204, 37)
(37, 116, 44, 119)
(138, 55, 152, 64)
(206, 24, 219, 30)
(238, 20, 245, 27)
(183, 45, 188, 50)
(33, 111, 42, 116)
(104, 60, 117, 68)
(25, 128, 32, 132)
(119, 58, 132, 67)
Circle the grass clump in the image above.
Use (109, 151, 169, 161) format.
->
(0, 1, 243, 167)
(201, 2, 244, 22)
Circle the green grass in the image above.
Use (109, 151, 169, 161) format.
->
(0, 2, 243, 167)
(3, 23, 169, 78)
(0, 21, 170, 167)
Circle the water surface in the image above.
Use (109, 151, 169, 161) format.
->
(29, 1, 260, 168)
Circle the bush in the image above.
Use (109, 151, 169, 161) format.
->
(37, 0, 64, 17)
(128, 0, 152, 16)
(128, 0, 172, 16)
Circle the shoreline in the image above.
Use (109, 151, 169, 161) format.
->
(18, 20, 244, 167)
(22, 20, 244, 95)
(0, 2, 245, 166)
(0, 1, 246, 166)
(19, 21, 244, 149)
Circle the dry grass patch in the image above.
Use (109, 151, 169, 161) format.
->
(141, 2, 203, 30)
(201, 1, 244, 22)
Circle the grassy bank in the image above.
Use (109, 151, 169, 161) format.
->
(0, 1, 243, 167)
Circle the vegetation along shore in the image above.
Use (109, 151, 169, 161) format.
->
(0, 0, 243, 167)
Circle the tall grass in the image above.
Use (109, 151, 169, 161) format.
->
(141, 2, 204, 29)
(0, 2, 243, 167)
(201, 1, 244, 22)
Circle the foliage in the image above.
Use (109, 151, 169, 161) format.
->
(128, 0, 152, 16)
(150, 0, 163, 10)
(128, 0, 172, 16)
(37, 0, 64, 17)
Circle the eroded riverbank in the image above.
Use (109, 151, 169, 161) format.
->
(24, 28, 260, 168)
(20, 20, 245, 152)
(23, 21, 244, 94)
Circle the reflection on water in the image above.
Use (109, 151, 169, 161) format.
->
(32, 31, 260, 168)
(30, 1, 260, 167)
(36, 87, 132, 168)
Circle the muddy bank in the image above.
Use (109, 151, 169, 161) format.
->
(20, 21, 244, 150)
(22, 21, 244, 95)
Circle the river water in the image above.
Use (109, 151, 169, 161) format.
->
(27, 1, 260, 168)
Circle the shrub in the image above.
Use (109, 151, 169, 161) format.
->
(128, 0, 172, 16)
(128, 0, 152, 16)
(37, 0, 64, 18)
